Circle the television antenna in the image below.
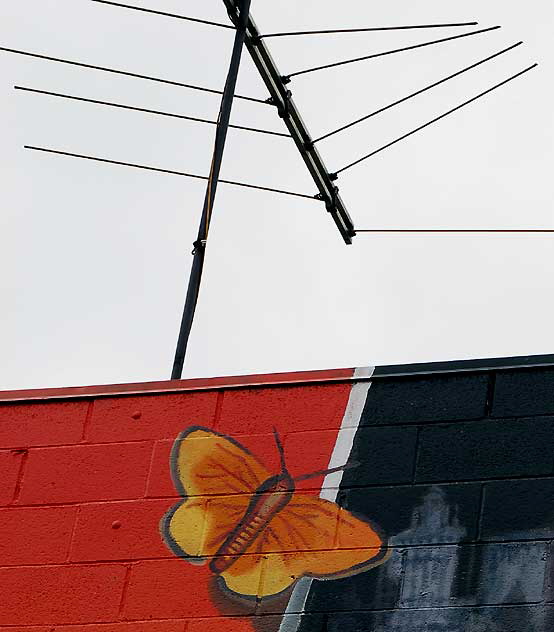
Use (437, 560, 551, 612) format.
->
(3, 0, 539, 378)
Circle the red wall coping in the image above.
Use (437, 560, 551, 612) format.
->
(0, 368, 355, 403)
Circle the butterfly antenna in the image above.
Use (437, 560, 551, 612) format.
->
(272, 427, 288, 473)
(292, 461, 360, 483)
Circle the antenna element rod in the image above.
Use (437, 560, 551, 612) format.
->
(313, 42, 522, 144)
(15, 86, 289, 138)
(286, 25, 501, 79)
(0, 46, 265, 104)
(260, 22, 479, 38)
(356, 230, 554, 234)
(335, 64, 538, 175)
(23, 146, 313, 198)
(90, 0, 234, 29)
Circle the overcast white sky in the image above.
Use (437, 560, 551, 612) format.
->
(1, 1, 552, 390)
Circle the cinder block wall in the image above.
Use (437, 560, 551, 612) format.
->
(0, 360, 553, 632)
(0, 391, 220, 631)
(0, 376, 354, 631)
(300, 364, 554, 631)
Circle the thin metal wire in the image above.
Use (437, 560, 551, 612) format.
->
(286, 25, 501, 80)
(260, 22, 479, 38)
(15, 86, 290, 138)
(90, 0, 234, 29)
(313, 42, 522, 144)
(0, 46, 267, 104)
(24, 146, 317, 200)
(335, 64, 538, 176)
(356, 230, 554, 234)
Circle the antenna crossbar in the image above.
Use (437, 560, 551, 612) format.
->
(222, 0, 355, 244)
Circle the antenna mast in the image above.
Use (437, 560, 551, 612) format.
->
(171, 0, 252, 379)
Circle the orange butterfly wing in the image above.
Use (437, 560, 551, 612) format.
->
(170, 427, 270, 497)
(162, 427, 271, 560)
(220, 495, 388, 598)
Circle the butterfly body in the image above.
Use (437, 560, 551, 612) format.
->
(211, 472, 294, 573)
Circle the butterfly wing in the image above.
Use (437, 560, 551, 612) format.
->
(219, 495, 387, 598)
(171, 427, 271, 497)
(162, 427, 271, 560)
(218, 548, 266, 599)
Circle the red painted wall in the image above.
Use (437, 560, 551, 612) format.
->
(0, 371, 354, 631)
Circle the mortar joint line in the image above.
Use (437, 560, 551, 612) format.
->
(118, 563, 134, 618)
(12, 449, 29, 504)
(540, 543, 552, 602)
(411, 426, 422, 484)
(398, 548, 408, 605)
(214, 390, 225, 429)
(66, 504, 81, 564)
(81, 399, 96, 442)
(143, 442, 159, 500)
(476, 483, 487, 542)
(485, 372, 497, 417)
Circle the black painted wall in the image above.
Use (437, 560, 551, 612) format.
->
(299, 360, 554, 631)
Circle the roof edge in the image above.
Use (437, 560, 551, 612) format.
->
(1, 354, 554, 403)
(373, 353, 554, 378)
(0, 368, 355, 403)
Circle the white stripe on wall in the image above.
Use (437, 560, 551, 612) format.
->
(278, 366, 375, 632)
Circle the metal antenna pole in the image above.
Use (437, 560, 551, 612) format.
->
(171, 0, 251, 379)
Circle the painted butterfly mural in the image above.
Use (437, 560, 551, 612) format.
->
(161, 426, 389, 600)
